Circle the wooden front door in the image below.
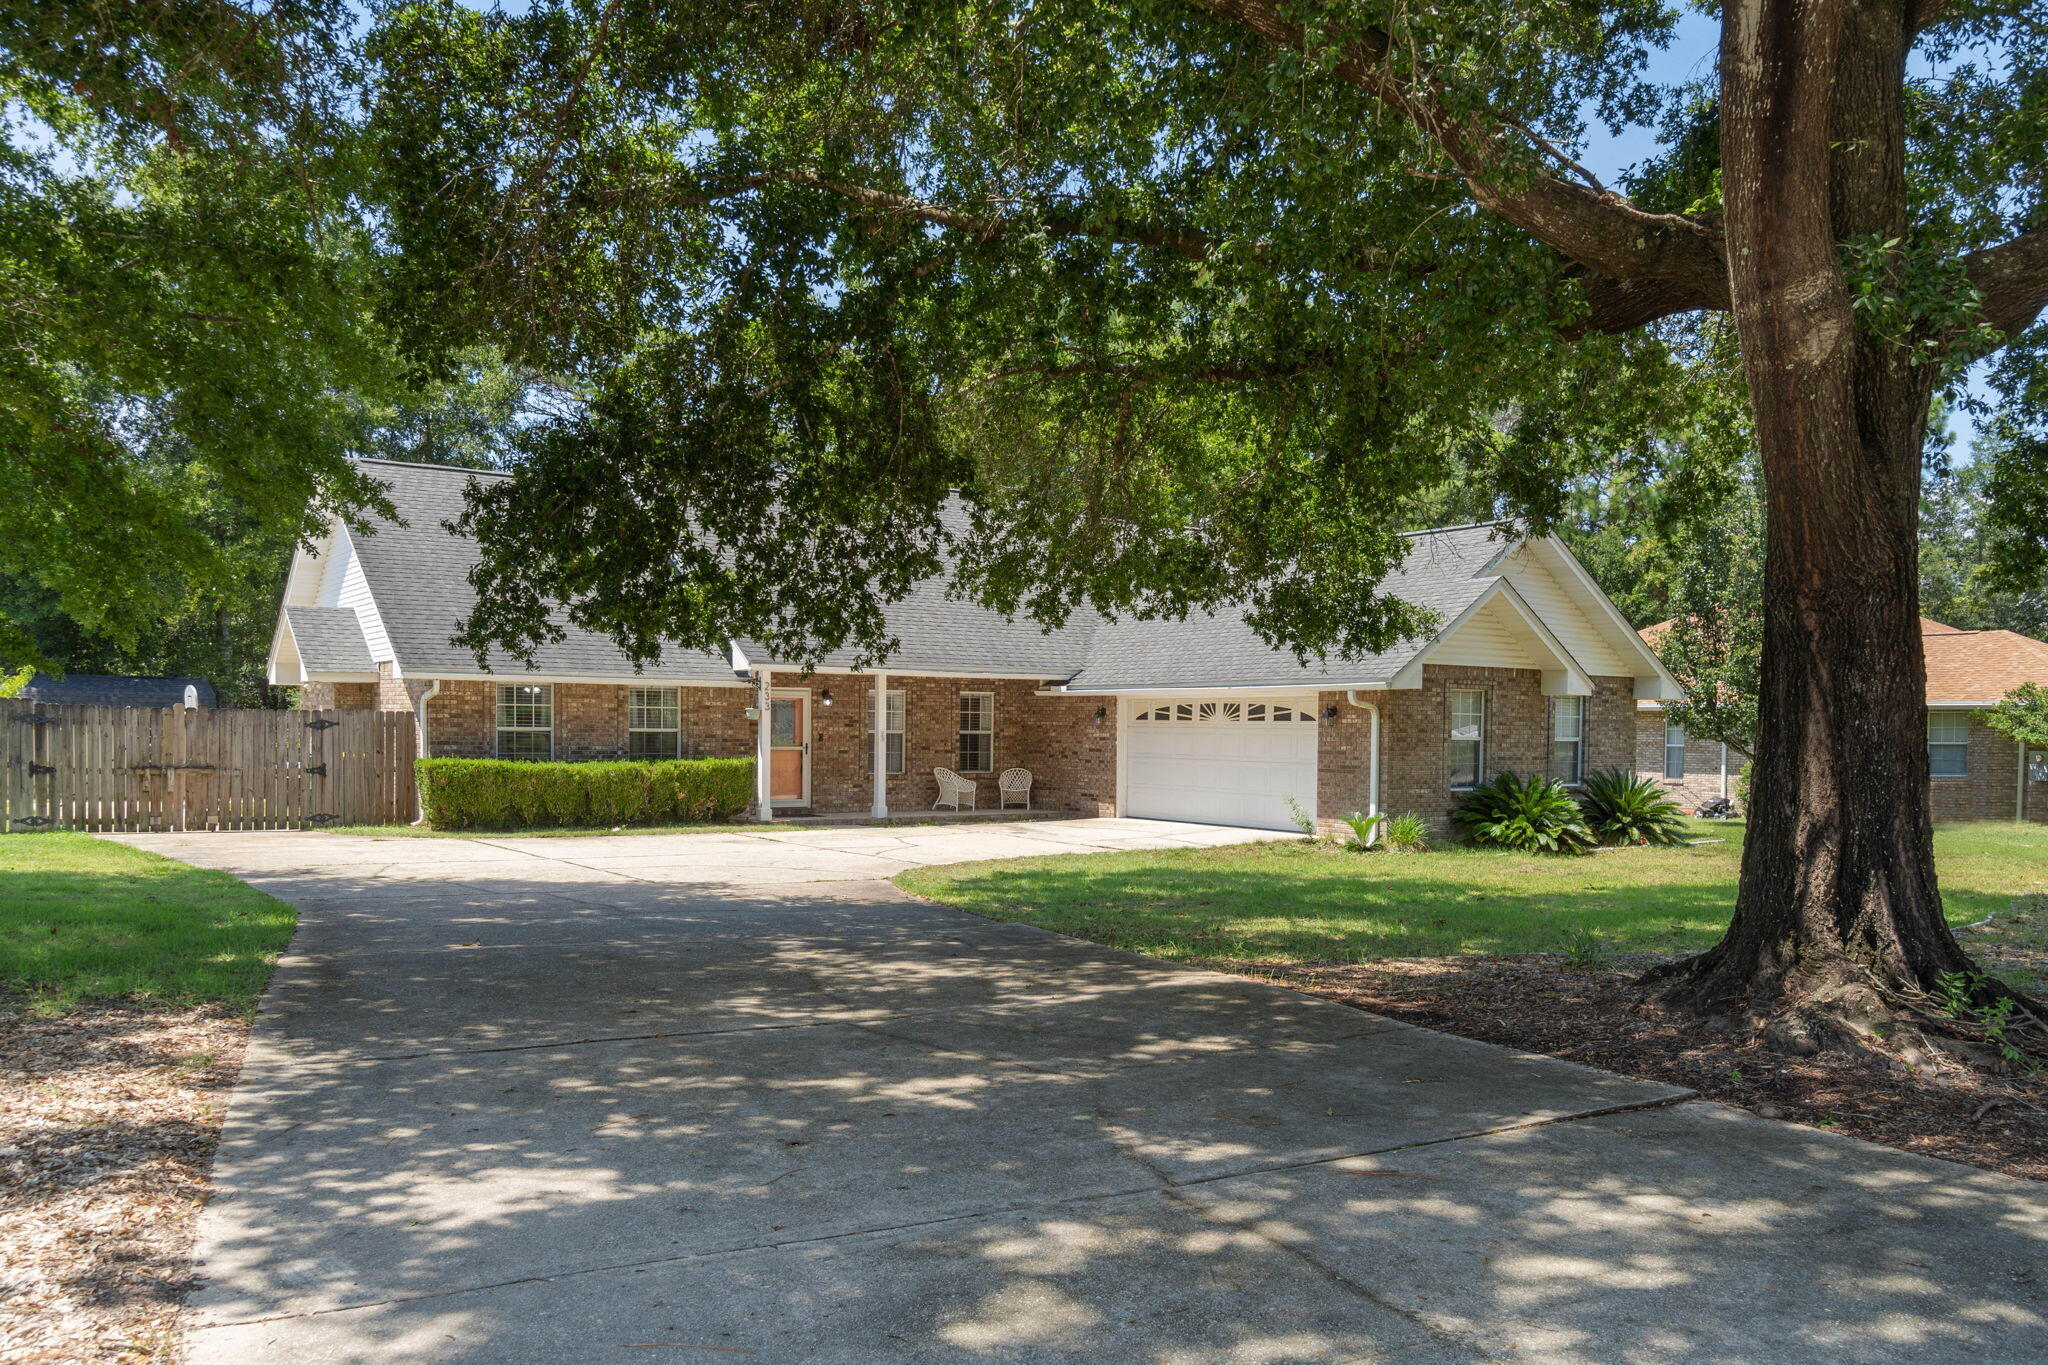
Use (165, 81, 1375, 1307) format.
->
(769, 695, 808, 803)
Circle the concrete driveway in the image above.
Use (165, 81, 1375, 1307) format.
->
(113, 819, 2047, 1363)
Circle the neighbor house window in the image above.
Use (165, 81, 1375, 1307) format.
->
(496, 683, 553, 760)
(1447, 689, 1485, 789)
(628, 687, 680, 759)
(1664, 723, 1686, 780)
(865, 688, 906, 774)
(1551, 696, 1585, 784)
(1928, 711, 1969, 777)
(957, 692, 994, 773)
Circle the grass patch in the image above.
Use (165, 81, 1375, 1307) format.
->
(0, 832, 297, 1016)
(897, 821, 2048, 989)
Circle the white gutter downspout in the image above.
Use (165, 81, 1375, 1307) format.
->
(1345, 690, 1383, 846)
(2020, 738, 2029, 823)
(410, 679, 441, 825)
(1720, 743, 1729, 801)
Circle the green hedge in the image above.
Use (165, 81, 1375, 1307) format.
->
(415, 757, 755, 830)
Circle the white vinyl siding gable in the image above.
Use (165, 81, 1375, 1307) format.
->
(312, 528, 396, 666)
(1500, 546, 1632, 676)
(1427, 599, 1552, 670)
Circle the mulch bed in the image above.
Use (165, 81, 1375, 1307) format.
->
(0, 1006, 249, 1364)
(1246, 953, 2048, 1183)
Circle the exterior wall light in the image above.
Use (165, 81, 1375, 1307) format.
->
(820, 689, 834, 707)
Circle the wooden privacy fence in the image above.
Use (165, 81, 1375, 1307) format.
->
(0, 701, 417, 833)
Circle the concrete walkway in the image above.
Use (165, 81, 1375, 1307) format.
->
(112, 819, 2048, 1363)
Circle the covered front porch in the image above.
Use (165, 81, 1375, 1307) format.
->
(740, 669, 1114, 823)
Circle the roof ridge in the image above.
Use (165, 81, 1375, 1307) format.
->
(1398, 517, 1521, 538)
(353, 456, 511, 478)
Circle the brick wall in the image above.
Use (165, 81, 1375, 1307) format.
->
(1927, 713, 2048, 823)
(788, 676, 1090, 815)
(392, 673, 1107, 816)
(1633, 712, 1732, 811)
(1323, 669, 1640, 836)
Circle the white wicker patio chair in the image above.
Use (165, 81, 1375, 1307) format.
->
(998, 768, 1033, 810)
(932, 767, 978, 811)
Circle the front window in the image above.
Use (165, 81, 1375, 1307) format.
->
(957, 692, 994, 773)
(1447, 689, 1484, 789)
(1928, 711, 1969, 777)
(628, 687, 680, 759)
(496, 683, 553, 760)
(1551, 696, 1584, 784)
(1664, 723, 1686, 780)
(865, 689, 906, 774)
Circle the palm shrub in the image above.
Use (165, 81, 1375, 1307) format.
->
(1451, 773, 1596, 854)
(1337, 811, 1385, 850)
(1577, 769, 1690, 846)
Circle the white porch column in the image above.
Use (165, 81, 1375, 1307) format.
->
(871, 671, 890, 820)
(754, 669, 773, 822)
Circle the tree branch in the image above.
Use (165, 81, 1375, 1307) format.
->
(1184, 0, 1729, 309)
(1963, 226, 2048, 342)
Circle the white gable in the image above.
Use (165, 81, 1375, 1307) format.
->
(1497, 542, 1635, 676)
(269, 522, 397, 682)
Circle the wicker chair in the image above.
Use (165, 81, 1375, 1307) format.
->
(932, 767, 978, 811)
(998, 768, 1033, 810)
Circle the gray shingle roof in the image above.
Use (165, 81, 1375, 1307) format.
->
(348, 461, 739, 683)
(1061, 522, 1512, 691)
(283, 605, 375, 675)
(346, 458, 1517, 688)
(22, 674, 217, 708)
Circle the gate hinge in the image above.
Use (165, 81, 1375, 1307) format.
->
(10, 815, 54, 827)
(12, 713, 57, 726)
(304, 718, 341, 731)
(28, 763, 54, 776)
(304, 812, 338, 825)
(303, 763, 328, 778)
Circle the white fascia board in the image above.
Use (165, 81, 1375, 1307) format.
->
(1044, 682, 1371, 699)
(1928, 699, 2001, 708)
(420, 670, 757, 688)
(746, 661, 1076, 681)
(1388, 579, 1593, 695)
(1532, 536, 1684, 696)
(301, 670, 381, 683)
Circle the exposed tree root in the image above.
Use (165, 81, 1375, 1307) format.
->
(1640, 948, 2048, 1070)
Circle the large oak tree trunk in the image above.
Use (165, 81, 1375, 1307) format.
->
(1645, 0, 1991, 1046)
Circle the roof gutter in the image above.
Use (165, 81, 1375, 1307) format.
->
(411, 679, 441, 826)
(1345, 690, 1383, 845)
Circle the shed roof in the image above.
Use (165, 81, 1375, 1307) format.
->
(20, 674, 216, 708)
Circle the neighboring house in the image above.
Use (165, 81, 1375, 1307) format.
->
(1637, 617, 2048, 822)
(18, 673, 216, 708)
(268, 459, 1680, 832)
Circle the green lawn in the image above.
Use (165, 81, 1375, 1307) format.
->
(897, 821, 2048, 991)
(0, 833, 298, 1016)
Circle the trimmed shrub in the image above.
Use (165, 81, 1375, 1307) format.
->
(416, 757, 755, 830)
(1452, 772, 1596, 855)
(1577, 769, 1689, 846)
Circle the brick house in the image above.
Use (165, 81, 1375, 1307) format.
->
(269, 460, 1681, 833)
(1635, 617, 2048, 822)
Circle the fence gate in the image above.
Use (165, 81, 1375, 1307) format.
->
(0, 701, 417, 833)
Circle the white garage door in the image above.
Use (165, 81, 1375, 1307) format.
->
(1124, 696, 1320, 830)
